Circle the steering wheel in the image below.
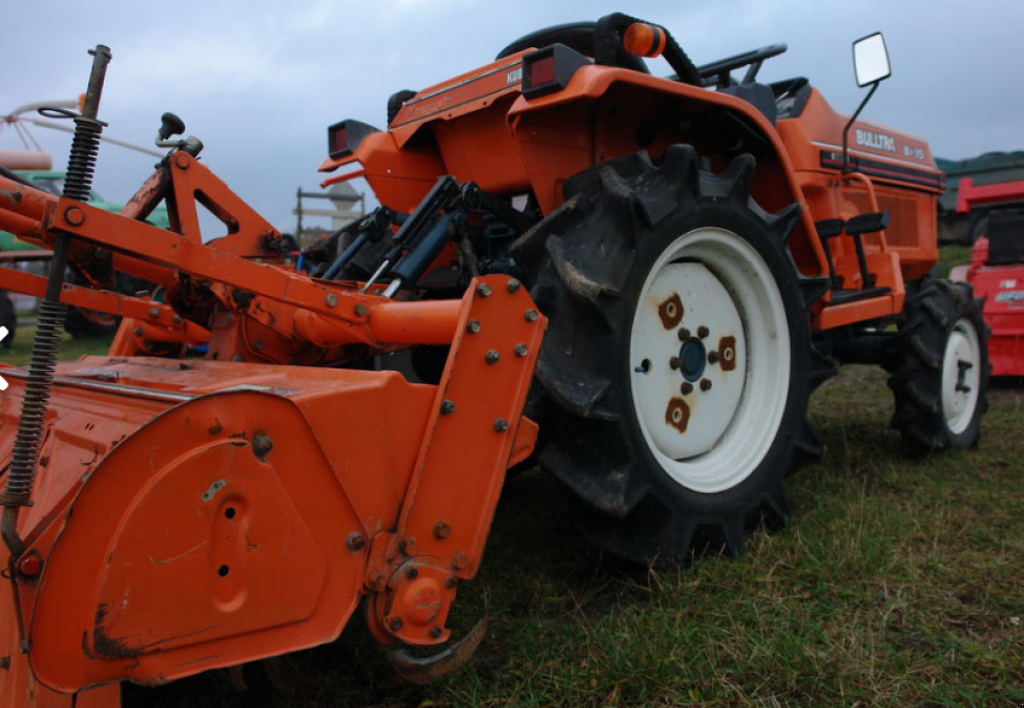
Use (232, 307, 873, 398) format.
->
(697, 44, 788, 88)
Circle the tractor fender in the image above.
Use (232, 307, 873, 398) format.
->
(507, 65, 832, 280)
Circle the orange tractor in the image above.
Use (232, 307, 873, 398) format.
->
(0, 14, 989, 707)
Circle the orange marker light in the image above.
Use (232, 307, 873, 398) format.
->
(624, 23, 666, 59)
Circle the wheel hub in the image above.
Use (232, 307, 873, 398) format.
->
(942, 318, 982, 435)
(678, 338, 706, 382)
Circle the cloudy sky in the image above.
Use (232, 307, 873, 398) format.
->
(3, 0, 1021, 232)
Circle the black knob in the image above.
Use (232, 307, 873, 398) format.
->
(158, 112, 186, 140)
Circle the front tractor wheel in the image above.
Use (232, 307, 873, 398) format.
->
(513, 147, 835, 565)
(888, 280, 989, 458)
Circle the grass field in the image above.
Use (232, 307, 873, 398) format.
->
(3, 247, 1022, 707)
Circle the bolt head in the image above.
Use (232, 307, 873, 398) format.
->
(354, 303, 367, 316)
(708, 351, 720, 364)
(429, 626, 444, 639)
(406, 566, 419, 580)
(466, 319, 481, 334)
(678, 328, 691, 341)
(524, 309, 539, 322)
(700, 378, 713, 392)
(669, 356, 682, 370)
(451, 553, 469, 570)
(697, 326, 710, 339)
(252, 433, 273, 458)
(133, 327, 144, 337)
(17, 554, 42, 577)
(391, 617, 404, 631)
(399, 537, 417, 556)
(252, 339, 265, 350)
(681, 382, 694, 395)
(506, 279, 522, 293)
(171, 314, 182, 324)
(440, 399, 456, 415)
(477, 283, 492, 297)
(325, 294, 339, 308)
(346, 532, 366, 551)
(64, 207, 85, 226)
(444, 576, 457, 589)
(433, 521, 451, 539)
(485, 349, 500, 364)
(514, 343, 528, 357)
(493, 418, 509, 433)
(148, 307, 161, 319)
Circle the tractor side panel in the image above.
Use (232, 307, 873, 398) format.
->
(775, 88, 943, 281)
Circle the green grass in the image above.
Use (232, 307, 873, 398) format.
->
(0, 323, 111, 367)
(118, 368, 1024, 708)
(938, 244, 975, 279)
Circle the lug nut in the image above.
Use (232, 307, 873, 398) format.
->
(485, 350, 500, 364)
(678, 328, 691, 341)
(697, 326, 710, 339)
(681, 382, 694, 395)
(466, 319, 481, 334)
(669, 357, 681, 370)
(700, 379, 712, 392)
(708, 351, 720, 364)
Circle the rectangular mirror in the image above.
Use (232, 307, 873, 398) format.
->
(853, 32, 891, 87)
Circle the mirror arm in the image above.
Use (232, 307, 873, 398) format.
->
(841, 81, 879, 174)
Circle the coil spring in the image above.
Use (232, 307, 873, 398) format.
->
(63, 118, 103, 201)
(3, 300, 68, 504)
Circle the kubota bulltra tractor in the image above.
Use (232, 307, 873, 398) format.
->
(0, 13, 989, 707)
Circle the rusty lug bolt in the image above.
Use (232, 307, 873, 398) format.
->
(485, 350, 500, 364)
(493, 418, 509, 433)
(514, 343, 528, 357)
(252, 433, 273, 458)
(524, 309, 539, 322)
(451, 553, 469, 570)
(324, 293, 338, 308)
(440, 399, 456, 415)
(669, 356, 682, 370)
(707, 351, 720, 365)
(477, 283, 492, 297)
(391, 617, 404, 631)
(677, 328, 691, 342)
(406, 566, 419, 580)
(434, 521, 451, 539)
(681, 382, 694, 395)
(506, 279, 522, 293)
(346, 532, 366, 552)
(466, 319, 481, 334)
(700, 379, 713, 392)
(429, 626, 444, 639)
(697, 326, 710, 339)
(354, 303, 367, 316)
(64, 207, 85, 226)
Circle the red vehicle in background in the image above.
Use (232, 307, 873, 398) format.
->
(952, 178, 1024, 376)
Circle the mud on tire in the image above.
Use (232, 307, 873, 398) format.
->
(512, 146, 836, 565)
(887, 279, 989, 458)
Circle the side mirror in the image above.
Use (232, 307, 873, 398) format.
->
(853, 32, 891, 87)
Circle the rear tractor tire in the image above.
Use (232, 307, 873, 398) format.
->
(512, 147, 836, 565)
(887, 279, 989, 458)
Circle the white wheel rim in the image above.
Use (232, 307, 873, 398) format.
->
(629, 226, 791, 494)
(941, 317, 982, 435)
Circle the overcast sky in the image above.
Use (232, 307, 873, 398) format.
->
(3, 0, 1022, 232)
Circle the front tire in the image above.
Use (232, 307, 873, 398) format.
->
(887, 279, 989, 457)
(513, 147, 835, 565)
